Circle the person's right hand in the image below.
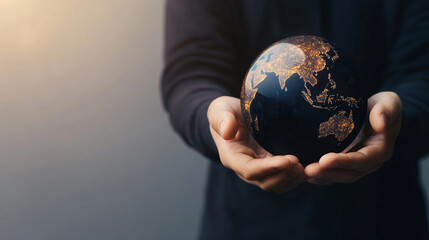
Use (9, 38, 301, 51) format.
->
(207, 96, 305, 193)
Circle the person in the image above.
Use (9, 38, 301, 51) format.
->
(161, 0, 429, 239)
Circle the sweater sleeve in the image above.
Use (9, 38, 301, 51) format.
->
(380, 0, 429, 160)
(161, 0, 243, 161)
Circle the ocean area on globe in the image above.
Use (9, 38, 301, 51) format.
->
(240, 35, 366, 165)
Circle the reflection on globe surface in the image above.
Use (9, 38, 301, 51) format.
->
(240, 35, 366, 165)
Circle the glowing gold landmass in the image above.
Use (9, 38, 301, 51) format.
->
(241, 36, 344, 123)
(316, 88, 329, 103)
(241, 42, 305, 121)
(318, 111, 355, 142)
(241, 36, 361, 137)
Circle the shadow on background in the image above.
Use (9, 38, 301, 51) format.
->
(0, 1, 207, 239)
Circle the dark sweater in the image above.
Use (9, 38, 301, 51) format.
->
(161, 0, 429, 239)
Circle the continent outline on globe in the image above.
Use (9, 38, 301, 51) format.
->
(240, 35, 366, 164)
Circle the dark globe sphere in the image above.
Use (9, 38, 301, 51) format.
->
(240, 35, 366, 165)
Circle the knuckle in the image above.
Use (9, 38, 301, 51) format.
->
(211, 96, 224, 106)
(207, 97, 228, 118)
(242, 172, 253, 181)
(247, 174, 259, 181)
(286, 155, 299, 164)
(389, 92, 401, 103)
(216, 96, 228, 102)
(220, 160, 230, 169)
(268, 161, 283, 171)
(241, 167, 257, 181)
(384, 100, 396, 112)
(207, 100, 219, 118)
(344, 153, 355, 165)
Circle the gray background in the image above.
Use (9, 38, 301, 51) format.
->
(0, 0, 427, 239)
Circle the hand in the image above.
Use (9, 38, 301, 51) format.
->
(207, 96, 305, 193)
(305, 91, 403, 185)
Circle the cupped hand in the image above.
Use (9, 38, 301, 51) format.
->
(305, 91, 403, 185)
(208, 96, 305, 193)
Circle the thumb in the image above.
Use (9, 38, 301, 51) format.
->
(368, 92, 402, 134)
(207, 97, 240, 140)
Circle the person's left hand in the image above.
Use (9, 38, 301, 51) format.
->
(305, 91, 402, 185)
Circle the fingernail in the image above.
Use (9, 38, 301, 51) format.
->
(381, 113, 388, 126)
(219, 121, 226, 135)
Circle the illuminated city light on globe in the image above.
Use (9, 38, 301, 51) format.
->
(240, 36, 367, 165)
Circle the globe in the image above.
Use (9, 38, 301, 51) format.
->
(240, 35, 366, 165)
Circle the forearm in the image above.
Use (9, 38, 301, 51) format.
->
(378, 0, 429, 160)
(381, 72, 429, 160)
(161, 0, 242, 161)
(162, 79, 226, 160)
(382, 72, 429, 138)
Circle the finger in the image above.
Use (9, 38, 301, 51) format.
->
(305, 162, 363, 183)
(257, 164, 305, 193)
(305, 162, 324, 179)
(369, 92, 402, 134)
(229, 154, 300, 181)
(319, 142, 387, 172)
(207, 97, 240, 140)
(275, 171, 306, 192)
